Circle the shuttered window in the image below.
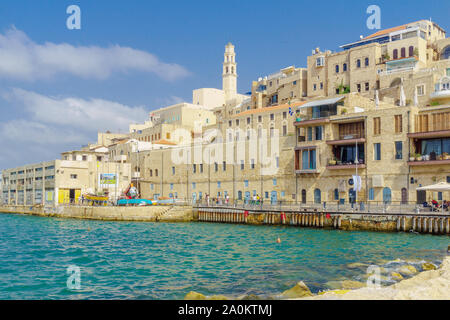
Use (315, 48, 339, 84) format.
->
(394, 115, 403, 133)
(373, 117, 381, 135)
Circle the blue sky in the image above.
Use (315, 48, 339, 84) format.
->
(0, 0, 449, 169)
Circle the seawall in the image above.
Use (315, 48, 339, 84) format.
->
(196, 207, 450, 235)
(0, 205, 194, 222)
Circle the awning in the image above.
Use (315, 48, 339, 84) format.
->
(416, 182, 450, 192)
(298, 96, 345, 110)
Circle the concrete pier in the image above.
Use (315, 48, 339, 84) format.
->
(196, 206, 450, 235)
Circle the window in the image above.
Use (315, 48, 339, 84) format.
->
(170, 183, 174, 190)
(265, 191, 269, 199)
(240, 160, 244, 170)
(369, 188, 374, 200)
(394, 115, 403, 133)
(149, 169, 153, 177)
(151, 184, 154, 190)
(70, 174, 77, 179)
(172, 167, 175, 175)
(282, 125, 287, 136)
(320, 82, 323, 90)
(374, 143, 381, 160)
(401, 47, 406, 58)
(244, 180, 249, 187)
(307, 127, 313, 141)
(334, 189, 339, 200)
(229, 120, 232, 127)
(236, 119, 240, 126)
(373, 117, 381, 135)
(447, 176, 450, 183)
(193, 164, 196, 173)
(365, 57, 369, 67)
(276, 156, 279, 168)
(365, 82, 370, 91)
(223, 161, 226, 171)
(416, 85, 425, 96)
(251, 159, 255, 169)
(393, 49, 398, 59)
(315, 126, 323, 140)
(270, 113, 274, 121)
(247, 117, 251, 125)
(258, 115, 262, 123)
(343, 63, 347, 72)
(383, 187, 392, 204)
(192, 183, 196, 189)
(155, 169, 158, 177)
(357, 83, 361, 92)
(82, 156, 87, 161)
(313, 84, 317, 91)
(214, 162, 218, 172)
(335, 65, 339, 73)
(316, 56, 325, 67)
(200, 164, 203, 173)
(273, 179, 277, 186)
(217, 182, 221, 189)
(395, 141, 403, 160)
(356, 59, 361, 68)
(409, 46, 414, 57)
(301, 149, 317, 170)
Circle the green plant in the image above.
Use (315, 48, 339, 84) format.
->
(431, 101, 440, 106)
(341, 108, 347, 115)
(413, 48, 419, 57)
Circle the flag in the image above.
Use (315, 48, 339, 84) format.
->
(289, 107, 294, 116)
(352, 175, 362, 192)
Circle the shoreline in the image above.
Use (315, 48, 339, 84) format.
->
(296, 256, 450, 300)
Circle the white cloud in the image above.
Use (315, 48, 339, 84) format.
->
(0, 27, 190, 81)
(0, 89, 148, 168)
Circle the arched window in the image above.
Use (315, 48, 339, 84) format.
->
(238, 191, 242, 200)
(155, 169, 158, 177)
(442, 46, 450, 60)
(401, 188, 408, 204)
(231, 66, 234, 74)
(356, 59, 361, 68)
(383, 187, 392, 204)
(314, 189, 321, 204)
(226, 67, 229, 74)
(393, 49, 398, 60)
(301, 189, 306, 204)
(401, 47, 406, 58)
(409, 46, 414, 57)
(149, 169, 153, 177)
(334, 188, 339, 201)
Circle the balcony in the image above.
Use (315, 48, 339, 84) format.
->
(294, 115, 330, 127)
(327, 136, 366, 146)
(408, 152, 450, 166)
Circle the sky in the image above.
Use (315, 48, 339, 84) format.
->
(0, 0, 449, 169)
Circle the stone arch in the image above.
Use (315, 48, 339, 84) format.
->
(442, 46, 450, 60)
(390, 77, 402, 88)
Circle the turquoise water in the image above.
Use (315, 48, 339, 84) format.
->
(0, 213, 448, 300)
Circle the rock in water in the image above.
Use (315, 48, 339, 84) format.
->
(398, 265, 418, 276)
(340, 280, 366, 289)
(184, 291, 206, 300)
(422, 262, 437, 271)
(281, 281, 313, 299)
(390, 272, 404, 281)
(346, 262, 369, 269)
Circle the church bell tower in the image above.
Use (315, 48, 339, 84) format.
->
(222, 43, 237, 102)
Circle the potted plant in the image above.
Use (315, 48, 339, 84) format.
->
(409, 154, 415, 162)
(443, 152, 449, 160)
(329, 157, 337, 165)
(415, 153, 423, 161)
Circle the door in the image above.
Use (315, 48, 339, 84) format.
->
(69, 189, 75, 203)
(58, 189, 69, 204)
(349, 189, 356, 204)
(401, 188, 408, 204)
(271, 191, 278, 205)
(245, 191, 251, 204)
(383, 188, 392, 204)
(301, 189, 306, 204)
(192, 192, 197, 203)
(314, 189, 321, 204)
(417, 190, 426, 204)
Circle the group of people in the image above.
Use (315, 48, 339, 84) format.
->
(425, 199, 449, 212)
(204, 193, 230, 206)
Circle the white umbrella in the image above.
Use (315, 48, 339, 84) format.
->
(375, 90, 379, 108)
(416, 182, 450, 192)
(414, 87, 419, 106)
(399, 79, 406, 107)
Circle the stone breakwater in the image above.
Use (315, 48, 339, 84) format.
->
(196, 207, 450, 235)
(299, 256, 450, 300)
(0, 205, 194, 222)
(183, 258, 450, 300)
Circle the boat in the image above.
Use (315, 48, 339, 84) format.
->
(117, 199, 153, 206)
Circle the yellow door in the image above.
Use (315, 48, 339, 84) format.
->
(75, 190, 81, 203)
(58, 189, 69, 204)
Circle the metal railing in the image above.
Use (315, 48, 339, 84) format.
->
(195, 200, 450, 215)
